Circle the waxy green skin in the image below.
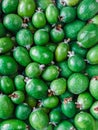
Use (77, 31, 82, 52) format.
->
(68, 73, 89, 94)
(89, 77, 98, 100)
(26, 78, 48, 99)
(60, 7, 76, 23)
(90, 101, 98, 119)
(0, 37, 13, 54)
(50, 27, 65, 43)
(0, 95, 14, 119)
(46, 43, 57, 52)
(34, 29, 49, 45)
(55, 42, 69, 62)
(2, 0, 19, 14)
(30, 46, 53, 64)
(92, 15, 98, 25)
(55, 121, 75, 130)
(87, 44, 98, 64)
(68, 54, 86, 72)
(50, 78, 66, 95)
(46, 4, 59, 24)
(77, 0, 98, 21)
(3, 14, 23, 32)
(65, 0, 79, 6)
(15, 103, 31, 120)
(13, 46, 31, 67)
(42, 96, 59, 108)
(32, 11, 46, 28)
(0, 55, 18, 75)
(0, 119, 27, 130)
(29, 109, 49, 130)
(78, 23, 98, 48)
(14, 75, 25, 91)
(74, 112, 95, 130)
(64, 20, 85, 40)
(42, 65, 59, 81)
(0, 23, 6, 37)
(18, 0, 36, 17)
(77, 92, 93, 110)
(0, 76, 15, 94)
(61, 101, 76, 118)
(10, 90, 25, 104)
(25, 62, 42, 78)
(16, 29, 33, 47)
(26, 96, 37, 108)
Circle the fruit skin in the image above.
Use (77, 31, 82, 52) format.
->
(0, 76, 15, 94)
(0, 37, 14, 54)
(74, 111, 95, 130)
(61, 101, 76, 118)
(13, 46, 31, 67)
(26, 78, 48, 99)
(68, 73, 89, 94)
(2, 0, 19, 14)
(87, 44, 98, 64)
(65, 0, 79, 6)
(16, 29, 33, 48)
(3, 14, 23, 32)
(64, 20, 85, 40)
(68, 54, 86, 72)
(50, 78, 66, 95)
(89, 77, 98, 100)
(78, 23, 98, 48)
(46, 4, 59, 24)
(30, 46, 53, 64)
(0, 95, 14, 119)
(18, 0, 36, 17)
(90, 101, 98, 120)
(60, 7, 76, 23)
(91, 15, 98, 25)
(29, 109, 49, 130)
(77, 0, 98, 21)
(0, 23, 6, 37)
(0, 119, 27, 130)
(0, 55, 18, 75)
(32, 11, 46, 28)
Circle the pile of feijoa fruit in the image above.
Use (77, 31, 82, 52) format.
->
(0, 0, 98, 129)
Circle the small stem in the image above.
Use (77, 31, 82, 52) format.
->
(23, 17, 30, 23)
(9, 93, 18, 98)
(56, 24, 62, 31)
(75, 102, 82, 109)
(94, 107, 98, 111)
(93, 76, 98, 80)
(63, 97, 72, 104)
(48, 89, 54, 96)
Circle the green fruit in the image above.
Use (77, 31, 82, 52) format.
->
(50, 78, 66, 95)
(0, 119, 27, 130)
(60, 90, 73, 101)
(0, 76, 15, 94)
(16, 29, 33, 48)
(29, 109, 49, 130)
(91, 15, 98, 25)
(0, 55, 18, 75)
(18, 0, 36, 17)
(65, 0, 79, 6)
(64, 20, 85, 40)
(15, 103, 31, 120)
(60, 7, 76, 23)
(32, 11, 46, 28)
(46, 4, 59, 24)
(26, 78, 48, 99)
(42, 65, 59, 81)
(77, 92, 93, 110)
(0, 37, 14, 54)
(77, 0, 98, 21)
(0, 23, 6, 37)
(68, 73, 89, 94)
(13, 46, 31, 67)
(55, 42, 69, 62)
(0, 94, 14, 119)
(46, 43, 57, 52)
(34, 29, 49, 45)
(74, 111, 95, 130)
(61, 100, 76, 118)
(89, 76, 98, 100)
(87, 44, 98, 64)
(50, 26, 65, 43)
(3, 14, 23, 32)
(77, 23, 98, 48)
(25, 62, 42, 78)
(14, 75, 25, 91)
(26, 96, 37, 108)
(30, 46, 53, 64)
(2, 0, 19, 14)
(68, 54, 86, 72)
(42, 96, 59, 109)
(90, 101, 98, 120)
